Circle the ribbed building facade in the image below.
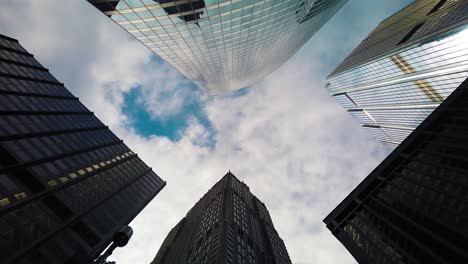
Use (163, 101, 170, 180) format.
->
(151, 172, 291, 264)
(324, 77, 468, 263)
(0, 34, 166, 263)
(87, 0, 348, 94)
(326, 0, 468, 146)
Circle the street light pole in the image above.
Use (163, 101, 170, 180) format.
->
(94, 226, 133, 264)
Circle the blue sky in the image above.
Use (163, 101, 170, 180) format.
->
(0, 0, 413, 263)
(121, 80, 215, 143)
(120, 55, 250, 146)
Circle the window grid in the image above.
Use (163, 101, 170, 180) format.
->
(93, 0, 348, 93)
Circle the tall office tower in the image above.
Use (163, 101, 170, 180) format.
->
(0, 34, 166, 263)
(87, 0, 348, 94)
(325, 0, 468, 147)
(324, 77, 468, 263)
(151, 172, 291, 264)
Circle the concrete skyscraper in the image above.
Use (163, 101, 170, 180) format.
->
(87, 0, 348, 94)
(324, 77, 468, 263)
(326, 0, 468, 146)
(0, 34, 166, 263)
(151, 172, 291, 264)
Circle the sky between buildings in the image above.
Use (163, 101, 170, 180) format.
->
(0, 0, 413, 263)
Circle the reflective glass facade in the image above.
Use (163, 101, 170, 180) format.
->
(0, 34, 166, 263)
(151, 172, 291, 264)
(88, 0, 348, 94)
(326, 0, 468, 146)
(324, 76, 468, 264)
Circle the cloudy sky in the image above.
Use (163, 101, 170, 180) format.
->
(1, 0, 413, 263)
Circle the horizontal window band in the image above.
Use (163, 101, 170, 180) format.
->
(0, 45, 33, 57)
(102, 1, 202, 16)
(0, 110, 93, 116)
(0, 139, 124, 174)
(0, 151, 137, 216)
(379, 139, 399, 146)
(440, 107, 468, 114)
(0, 89, 77, 100)
(424, 137, 468, 153)
(123, 4, 291, 34)
(0, 125, 108, 141)
(362, 123, 415, 131)
(0, 72, 64, 86)
(403, 154, 468, 187)
(347, 103, 439, 111)
(330, 64, 468, 95)
(410, 156, 468, 182)
(0, 34, 19, 42)
(0, 57, 49, 72)
(417, 148, 468, 164)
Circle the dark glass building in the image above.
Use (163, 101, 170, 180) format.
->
(324, 77, 468, 263)
(0, 34, 166, 263)
(151, 172, 291, 264)
(325, 0, 468, 146)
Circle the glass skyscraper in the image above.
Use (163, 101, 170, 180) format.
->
(87, 0, 348, 94)
(324, 76, 468, 263)
(0, 34, 166, 263)
(151, 172, 292, 264)
(326, 0, 468, 146)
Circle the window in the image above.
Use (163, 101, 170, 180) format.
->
(72, 221, 101, 247)
(427, 0, 446, 16)
(43, 195, 73, 220)
(398, 23, 424, 45)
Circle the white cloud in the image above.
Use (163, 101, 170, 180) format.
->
(107, 52, 394, 264)
(0, 0, 413, 263)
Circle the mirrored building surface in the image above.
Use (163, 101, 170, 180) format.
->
(151, 172, 292, 264)
(87, 0, 348, 94)
(324, 76, 468, 263)
(0, 34, 166, 263)
(326, 0, 468, 147)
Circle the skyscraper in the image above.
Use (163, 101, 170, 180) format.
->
(151, 172, 291, 264)
(326, 0, 468, 146)
(324, 77, 468, 263)
(87, 0, 348, 94)
(0, 34, 166, 263)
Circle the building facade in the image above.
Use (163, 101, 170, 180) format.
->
(326, 0, 468, 146)
(151, 172, 291, 264)
(0, 34, 166, 263)
(87, 0, 348, 94)
(324, 77, 468, 263)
